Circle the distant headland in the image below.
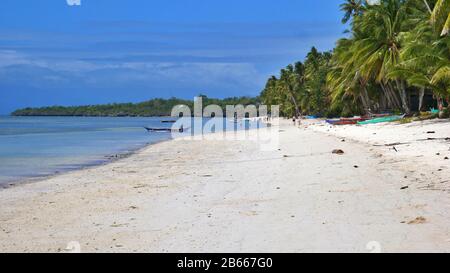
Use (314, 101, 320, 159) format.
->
(11, 96, 260, 117)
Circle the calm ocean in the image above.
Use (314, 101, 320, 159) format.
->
(0, 116, 261, 186)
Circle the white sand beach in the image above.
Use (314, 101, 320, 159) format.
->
(0, 119, 449, 253)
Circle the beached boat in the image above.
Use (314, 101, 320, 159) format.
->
(326, 119, 352, 125)
(327, 120, 358, 125)
(326, 117, 369, 125)
(357, 115, 405, 125)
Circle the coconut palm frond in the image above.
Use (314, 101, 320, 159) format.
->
(431, 0, 450, 36)
(431, 65, 450, 85)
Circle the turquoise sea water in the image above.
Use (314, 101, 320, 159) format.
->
(0, 116, 261, 185)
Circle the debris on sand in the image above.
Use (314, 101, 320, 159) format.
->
(133, 184, 148, 189)
(427, 131, 436, 134)
(407, 216, 427, 225)
(375, 142, 409, 147)
(400, 186, 409, 190)
(110, 222, 128, 228)
(332, 149, 345, 155)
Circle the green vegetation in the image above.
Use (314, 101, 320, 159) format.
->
(12, 1, 450, 119)
(11, 96, 261, 117)
(261, 0, 450, 118)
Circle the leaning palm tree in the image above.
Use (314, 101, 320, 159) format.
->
(328, 38, 374, 114)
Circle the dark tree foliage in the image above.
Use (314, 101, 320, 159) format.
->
(11, 96, 261, 117)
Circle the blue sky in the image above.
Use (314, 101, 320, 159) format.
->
(0, 0, 347, 114)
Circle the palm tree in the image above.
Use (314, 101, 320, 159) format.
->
(340, 0, 365, 23)
(350, 0, 412, 113)
(390, 0, 450, 113)
(302, 48, 333, 116)
(389, 22, 432, 110)
(260, 0, 449, 117)
(279, 64, 304, 118)
(260, 61, 311, 118)
(431, 0, 450, 36)
(260, 76, 279, 107)
(328, 38, 375, 114)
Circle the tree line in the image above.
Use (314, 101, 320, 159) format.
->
(260, 0, 450, 118)
(11, 96, 261, 117)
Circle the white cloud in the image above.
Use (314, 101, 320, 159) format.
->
(66, 0, 81, 6)
(0, 50, 264, 91)
(0, 50, 49, 68)
(0, 50, 30, 67)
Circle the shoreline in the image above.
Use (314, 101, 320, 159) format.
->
(0, 116, 264, 189)
(0, 119, 449, 252)
(1, 138, 167, 190)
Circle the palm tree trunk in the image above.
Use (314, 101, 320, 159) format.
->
(285, 82, 301, 119)
(291, 96, 301, 118)
(363, 87, 372, 114)
(359, 94, 369, 114)
(395, 80, 411, 114)
(383, 82, 401, 110)
(380, 83, 393, 110)
(287, 91, 301, 119)
(358, 79, 371, 114)
(418, 87, 425, 112)
(422, 0, 432, 14)
(437, 97, 445, 118)
(379, 91, 388, 110)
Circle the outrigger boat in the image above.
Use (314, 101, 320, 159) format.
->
(325, 113, 398, 126)
(326, 117, 369, 125)
(357, 115, 405, 125)
(144, 125, 187, 133)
